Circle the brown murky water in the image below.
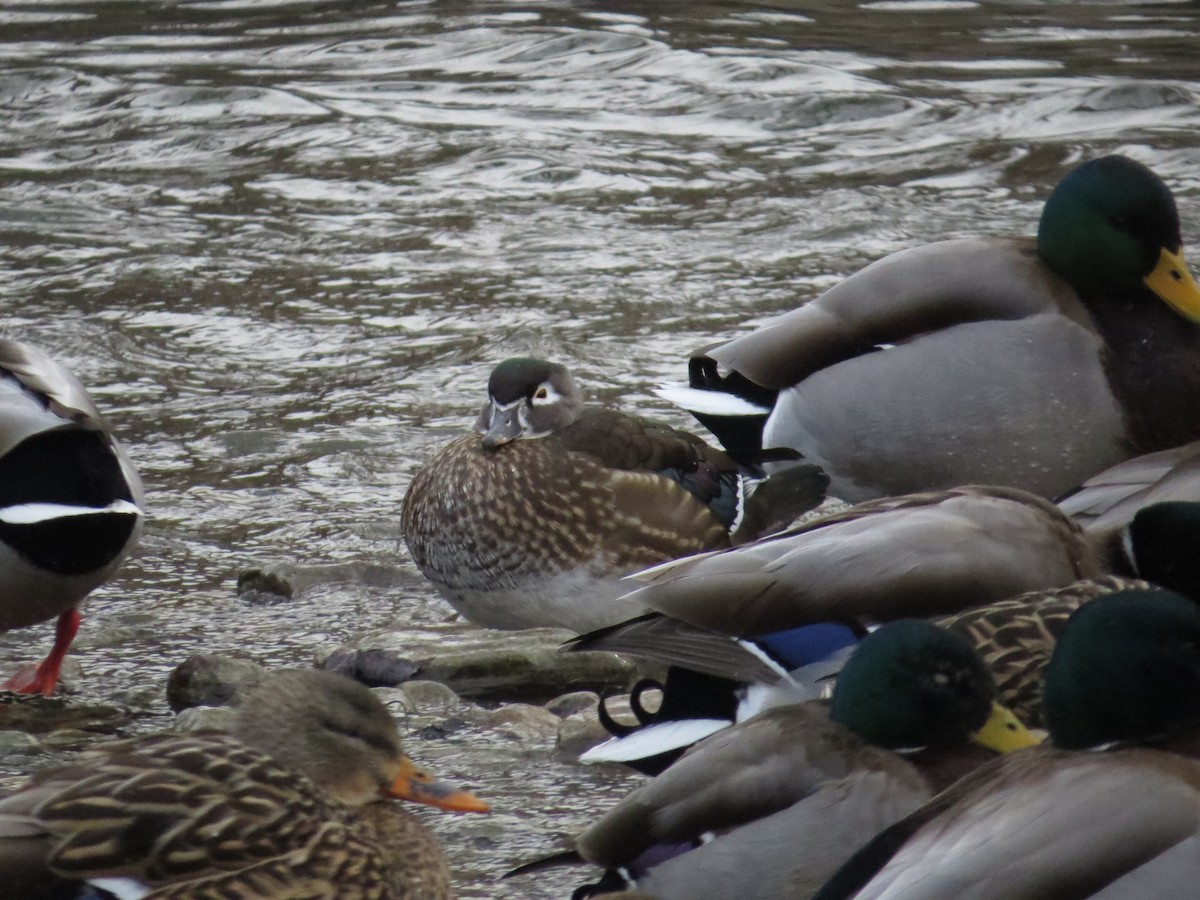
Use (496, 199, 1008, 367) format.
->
(2, 0, 1200, 895)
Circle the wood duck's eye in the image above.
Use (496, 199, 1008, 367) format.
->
(534, 386, 549, 401)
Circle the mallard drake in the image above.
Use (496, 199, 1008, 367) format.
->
(611, 488, 1200, 637)
(817, 588, 1200, 900)
(572, 573, 1143, 771)
(568, 621, 1037, 900)
(663, 155, 1200, 502)
(0, 668, 488, 899)
(1057, 438, 1200, 532)
(581, 621, 862, 775)
(0, 339, 144, 696)
(401, 357, 826, 632)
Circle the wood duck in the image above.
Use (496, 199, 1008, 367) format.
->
(0, 339, 144, 696)
(663, 156, 1200, 502)
(0, 668, 488, 898)
(402, 357, 826, 632)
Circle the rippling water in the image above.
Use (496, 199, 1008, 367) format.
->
(2, 0, 1200, 895)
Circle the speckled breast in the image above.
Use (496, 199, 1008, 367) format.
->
(401, 434, 722, 599)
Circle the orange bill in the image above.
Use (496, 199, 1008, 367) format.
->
(389, 755, 490, 813)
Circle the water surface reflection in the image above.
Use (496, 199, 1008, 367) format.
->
(2, 1, 1199, 895)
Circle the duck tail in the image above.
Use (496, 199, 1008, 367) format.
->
(653, 357, 778, 462)
(731, 462, 829, 543)
(502, 849, 587, 879)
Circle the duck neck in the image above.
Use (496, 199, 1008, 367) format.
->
(1125, 503, 1200, 600)
(902, 743, 1000, 793)
(1087, 297, 1200, 452)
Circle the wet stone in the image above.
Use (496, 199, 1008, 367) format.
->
(419, 648, 639, 704)
(555, 710, 613, 761)
(554, 692, 638, 762)
(166, 654, 267, 712)
(322, 647, 420, 687)
(40, 728, 107, 750)
(236, 568, 294, 604)
(0, 694, 126, 738)
(545, 691, 600, 719)
(109, 684, 164, 711)
(0, 730, 43, 753)
(484, 704, 562, 742)
(397, 679, 462, 712)
(333, 625, 646, 704)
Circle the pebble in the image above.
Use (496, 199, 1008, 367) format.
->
(236, 568, 294, 604)
(484, 704, 562, 742)
(544, 691, 600, 719)
(0, 730, 43, 753)
(166, 653, 267, 711)
(322, 647, 420, 687)
(555, 711, 613, 761)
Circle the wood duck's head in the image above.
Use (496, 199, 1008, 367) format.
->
(475, 358, 585, 450)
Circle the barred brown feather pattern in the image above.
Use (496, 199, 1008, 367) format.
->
(144, 821, 395, 899)
(401, 434, 725, 596)
(34, 733, 339, 882)
(936, 575, 1151, 725)
(0, 671, 459, 899)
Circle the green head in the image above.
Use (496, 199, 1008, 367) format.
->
(1043, 589, 1200, 750)
(830, 620, 1031, 752)
(1038, 155, 1200, 319)
(1128, 502, 1200, 600)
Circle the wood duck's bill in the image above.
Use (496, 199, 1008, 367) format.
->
(476, 400, 526, 449)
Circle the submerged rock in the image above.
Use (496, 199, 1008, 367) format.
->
(555, 693, 636, 762)
(166, 654, 267, 712)
(322, 625, 644, 703)
(484, 704, 562, 742)
(236, 568, 294, 604)
(321, 647, 421, 687)
(0, 730, 43, 753)
(545, 691, 600, 719)
(395, 679, 463, 712)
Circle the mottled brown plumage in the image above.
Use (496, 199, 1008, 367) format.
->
(402, 358, 825, 632)
(0, 670, 486, 899)
(936, 574, 1152, 727)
